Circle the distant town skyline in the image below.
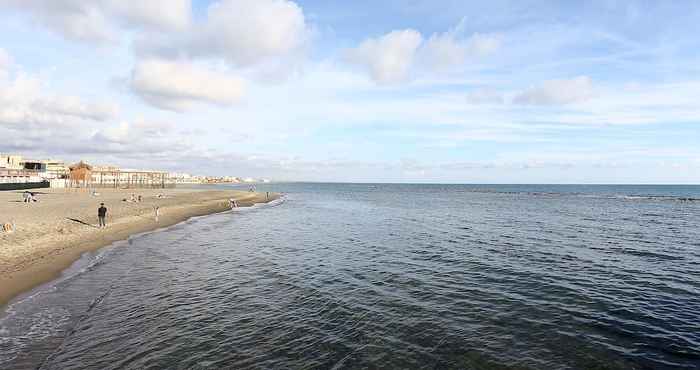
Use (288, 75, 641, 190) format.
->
(1, 1, 699, 183)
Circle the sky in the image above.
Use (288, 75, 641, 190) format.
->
(0, 0, 699, 183)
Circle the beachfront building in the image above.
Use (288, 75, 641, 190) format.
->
(0, 166, 47, 190)
(0, 154, 55, 190)
(90, 166, 175, 188)
(0, 154, 24, 170)
(66, 163, 174, 189)
(21, 158, 68, 179)
(1, 154, 68, 179)
(0, 168, 44, 184)
(2, 154, 181, 190)
(43, 159, 69, 178)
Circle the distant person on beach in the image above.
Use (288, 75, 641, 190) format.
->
(23, 191, 30, 203)
(98, 203, 107, 228)
(266, 192, 269, 201)
(154, 206, 160, 222)
(229, 198, 238, 209)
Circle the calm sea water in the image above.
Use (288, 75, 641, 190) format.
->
(1, 183, 699, 369)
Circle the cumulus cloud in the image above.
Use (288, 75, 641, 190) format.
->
(129, 59, 245, 112)
(91, 120, 173, 145)
(0, 0, 192, 43)
(0, 93, 117, 127)
(33, 95, 118, 121)
(466, 33, 501, 57)
(513, 76, 595, 105)
(0, 72, 191, 162)
(1, 0, 114, 43)
(0, 52, 163, 164)
(345, 29, 423, 84)
(1, 118, 193, 164)
(422, 20, 500, 71)
(103, 0, 191, 31)
(193, 0, 309, 66)
(0, 72, 191, 161)
(345, 22, 501, 84)
(133, 0, 311, 76)
(0, 53, 119, 127)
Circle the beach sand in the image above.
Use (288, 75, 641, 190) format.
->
(0, 187, 278, 306)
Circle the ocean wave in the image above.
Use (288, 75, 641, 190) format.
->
(461, 188, 699, 202)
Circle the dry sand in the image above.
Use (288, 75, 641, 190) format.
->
(0, 187, 278, 306)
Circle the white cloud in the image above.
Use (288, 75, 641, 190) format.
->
(422, 20, 501, 71)
(345, 29, 423, 84)
(103, 0, 191, 31)
(129, 59, 245, 112)
(466, 33, 501, 57)
(1, 0, 114, 43)
(93, 121, 131, 143)
(0, 0, 192, 43)
(0, 61, 191, 161)
(33, 95, 119, 121)
(130, 0, 311, 81)
(91, 120, 174, 147)
(0, 74, 42, 108)
(193, 0, 309, 67)
(513, 76, 595, 105)
(0, 65, 192, 162)
(422, 31, 468, 71)
(0, 53, 118, 127)
(346, 21, 501, 84)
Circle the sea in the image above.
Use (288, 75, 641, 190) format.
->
(1, 183, 699, 369)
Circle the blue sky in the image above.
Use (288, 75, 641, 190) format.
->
(0, 0, 698, 183)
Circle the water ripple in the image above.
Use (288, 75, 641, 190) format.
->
(1, 184, 699, 369)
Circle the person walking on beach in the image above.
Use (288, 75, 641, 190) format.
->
(154, 206, 160, 223)
(98, 203, 107, 228)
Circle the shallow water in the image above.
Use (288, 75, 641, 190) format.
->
(1, 184, 699, 369)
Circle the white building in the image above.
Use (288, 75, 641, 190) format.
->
(0, 154, 24, 170)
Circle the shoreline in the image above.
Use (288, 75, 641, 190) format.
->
(0, 189, 279, 306)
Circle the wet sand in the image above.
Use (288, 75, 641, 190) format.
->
(0, 188, 278, 306)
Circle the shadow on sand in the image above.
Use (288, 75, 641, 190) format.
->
(66, 218, 98, 229)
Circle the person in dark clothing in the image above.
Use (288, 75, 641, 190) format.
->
(98, 203, 107, 228)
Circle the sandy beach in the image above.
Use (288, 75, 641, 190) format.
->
(0, 187, 278, 306)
